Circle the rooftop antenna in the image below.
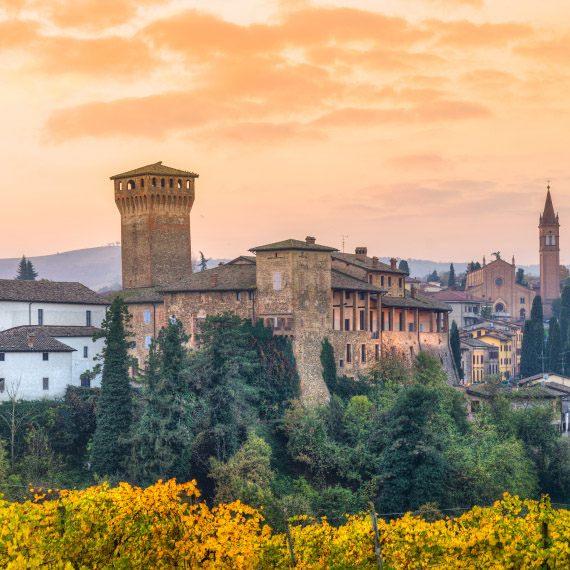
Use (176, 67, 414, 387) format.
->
(341, 235, 349, 253)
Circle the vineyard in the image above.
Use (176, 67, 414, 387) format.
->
(1, 480, 569, 568)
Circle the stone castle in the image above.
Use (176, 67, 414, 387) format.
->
(111, 162, 456, 403)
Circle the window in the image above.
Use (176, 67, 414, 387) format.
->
(0, 353, 4, 361)
(388, 277, 392, 287)
(186, 180, 191, 189)
(81, 377, 91, 388)
(495, 277, 504, 287)
(359, 292, 365, 300)
(0, 378, 4, 393)
(273, 272, 282, 291)
(344, 318, 350, 331)
(127, 179, 135, 190)
(368, 275, 373, 283)
(42, 352, 49, 361)
(177, 179, 182, 189)
(161, 178, 165, 188)
(399, 312, 404, 331)
(143, 309, 151, 323)
(236, 291, 242, 301)
(345, 291, 350, 300)
(339, 359, 344, 368)
(42, 377, 49, 391)
(145, 335, 153, 350)
(83, 346, 88, 358)
(140, 178, 145, 188)
(399, 278, 403, 288)
(346, 344, 352, 363)
(381, 276, 385, 287)
(375, 344, 380, 361)
(248, 291, 254, 301)
(359, 310, 365, 330)
(495, 302, 505, 313)
(152, 177, 157, 187)
(520, 297, 525, 304)
(38, 308, 44, 325)
(169, 178, 174, 188)
(361, 344, 366, 363)
(86, 310, 92, 326)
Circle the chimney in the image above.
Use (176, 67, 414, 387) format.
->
(210, 274, 219, 287)
(27, 332, 36, 349)
(355, 246, 367, 261)
(411, 285, 416, 299)
(390, 258, 397, 270)
(305, 236, 316, 245)
(372, 256, 379, 267)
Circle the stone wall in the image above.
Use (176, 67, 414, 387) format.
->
(127, 302, 166, 368)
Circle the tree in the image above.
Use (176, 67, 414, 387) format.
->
(320, 338, 337, 393)
(198, 251, 210, 272)
(15, 255, 38, 280)
(559, 285, 570, 345)
(448, 264, 456, 289)
(520, 320, 538, 378)
(427, 270, 440, 283)
(130, 319, 193, 484)
(531, 296, 545, 371)
(547, 318, 562, 374)
(450, 322, 463, 380)
(90, 297, 133, 477)
(398, 259, 410, 274)
(516, 268, 526, 285)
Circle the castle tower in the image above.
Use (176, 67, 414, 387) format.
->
(111, 162, 198, 289)
(539, 184, 560, 318)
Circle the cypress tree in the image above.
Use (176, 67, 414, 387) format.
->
(547, 318, 562, 374)
(15, 255, 39, 280)
(90, 296, 133, 477)
(130, 319, 193, 484)
(320, 338, 337, 392)
(450, 321, 463, 380)
(448, 264, 456, 289)
(531, 296, 545, 368)
(398, 259, 410, 274)
(26, 259, 38, 280)
(559, 286, 570, 345)
(520, 320, 538, 378)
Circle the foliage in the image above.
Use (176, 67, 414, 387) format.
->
(516, 267, 526, 285)
(130, 319, 193, 484)
(15, 255, 38, 280)
(448, 263, 456, 288)
(320, 338, 337, 394)
(560, 285, 570, 345)
(427, 269, 440, 282)
(449, 321, 463, 380)
(547, 317, 562, 374)
(198, 251, 211, 272)
(397, 259, 409, 274)
(1, 481, 569, 568)
(520, 298, 545, 378)
(90, 296, 133, 478)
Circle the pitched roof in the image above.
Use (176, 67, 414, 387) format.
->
(428, 290, 484, 303)
(250, 239, 337, 253)
(227, 256, 256, 265)
(0, 327, 74, 352)
(381, 290, 451, 311)
(332, 252, 405, 275)
(331, 269, 385, 293)
(460, 337, 495, 349)
(109, 288, 164, 304)
(541, 188, 557, 224)
(110, 161, 199, 180)
(0, 280, 109, 305)
(7, 325, 102, 338)
(162, 264, 257, 292)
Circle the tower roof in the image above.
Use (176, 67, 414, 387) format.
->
(110, 161, 199, 180)
(250, 238, 338, 253)
(541, 186, 557, 224)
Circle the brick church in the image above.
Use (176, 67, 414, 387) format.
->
(111, 162, 457, 402)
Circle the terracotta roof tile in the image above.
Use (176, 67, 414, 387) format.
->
(0, 280, 109, 305)
(0, 327, 75, 352)
(332, 252, 406, 275)
(250, 239, 337, 253)
(162, 264, 257, 292)
(331, 269, 385, 293)
(110, 161, 199, 180)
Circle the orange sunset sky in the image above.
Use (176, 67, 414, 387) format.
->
(2, 0, 570, 264)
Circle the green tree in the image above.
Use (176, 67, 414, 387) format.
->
(90, 297, 133, 477)
(448, 264, 456, 288)
(547, 318, 562, 374)
(198, 251, 210, 272)
(15, 255, 38, 280)
(450, 321, 463, 380)
(130, 319, 193, 484)
(520, 320, 539, 377)
(516, 268, 526, 285)
(398, 259, 410, 274)
(320, 338, 337, 393)
(427, 270, 440, 283)
(559, 285, 570, 345)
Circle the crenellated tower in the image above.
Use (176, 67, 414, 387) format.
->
(539, 184, 560, 318)
(111, 162, 198, 289)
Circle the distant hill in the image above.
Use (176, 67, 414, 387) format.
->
(0, 246, 544, 291)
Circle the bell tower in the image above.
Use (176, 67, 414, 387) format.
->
(111, 162, 198, 289)
(539, 184, 560, 318)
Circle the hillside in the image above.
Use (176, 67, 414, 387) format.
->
(0, 246, 542, 290)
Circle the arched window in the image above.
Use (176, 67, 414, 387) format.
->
(140, 178, 144, 188)
(177, 179, 182, 189)
(169, 178, 174, 188)
(186, 179, 191, 189)
(152, 177, 157, 187)
(495, 302, 505, 313)
(127, 179, 135, 190)
(520, 308, 526, 319)
(161, 178, 165, 188)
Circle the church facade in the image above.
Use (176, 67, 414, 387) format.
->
(110, 162, 456, 403)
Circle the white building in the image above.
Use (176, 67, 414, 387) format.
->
(0, 279, 107, 331)
(426, 290, 484, 330)
(0, 280, 109, 400)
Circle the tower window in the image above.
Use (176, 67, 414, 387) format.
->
(119, 181, 123, 190)
(161, 178, 165, 188)
(169, 179, 174, 188)
(361, 344, 366, 363)
(127, 179, 135, 190)
(177, 179, 182, 189)
(143, 309, 151, 323)
(140, 178, 144, 188)
(273, 272, 282, 291)
(346, 344, 352, 363)
(152, 177, 157, 187)
(186, 180, 191, 189)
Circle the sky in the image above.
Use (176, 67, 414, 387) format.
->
(2, 0, 570, 264)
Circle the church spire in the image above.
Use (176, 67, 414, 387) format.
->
(541, 183, 557, 224)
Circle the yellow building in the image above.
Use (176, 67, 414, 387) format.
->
(469, 328, 514, 380)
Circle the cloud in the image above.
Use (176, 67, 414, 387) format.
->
(390, 153, 448, 170)
(516, 34, 570, 65)
(0, 19, 38, 49)
(428, 20, 533, 47)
